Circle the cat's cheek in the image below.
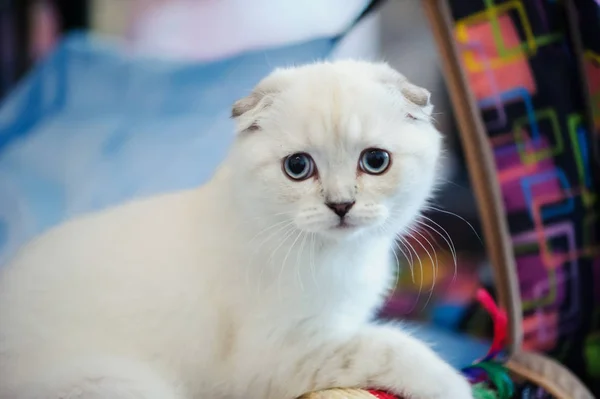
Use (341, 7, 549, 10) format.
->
(274, 183, 303, 203)
(359, 165, 403, 199)
(276, 180, 321, 207)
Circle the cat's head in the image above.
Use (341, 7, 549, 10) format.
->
(229, 60, 442, 242)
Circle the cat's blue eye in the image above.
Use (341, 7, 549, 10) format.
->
(360, 149, 391, 175)
(283, 153, 315, 181)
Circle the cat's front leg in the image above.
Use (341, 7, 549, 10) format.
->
(283, 324, 473, 399)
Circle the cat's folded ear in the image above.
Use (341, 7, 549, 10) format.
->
(231, 69, 290, 133)
(231, 94, 263, 119)
(230, 91, 273, 133)
(374, 63, 433, 118)
(400, 82, 433, 117)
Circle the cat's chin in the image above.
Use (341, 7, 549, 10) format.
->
(316, 221, 370, 241)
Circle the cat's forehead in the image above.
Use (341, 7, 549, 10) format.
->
(234, 61, 434, 153)
(272, 75, 402, 146)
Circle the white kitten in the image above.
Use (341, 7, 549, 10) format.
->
(0, 61, 472, 399)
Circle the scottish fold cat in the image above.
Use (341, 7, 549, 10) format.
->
(0, 61, 472, 399)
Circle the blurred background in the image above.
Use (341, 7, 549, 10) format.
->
(0, 0, 490, 336)
(3, 0, 600, 395)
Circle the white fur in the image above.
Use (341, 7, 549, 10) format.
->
(0, 61, 472, 399)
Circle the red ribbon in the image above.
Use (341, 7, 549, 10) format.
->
(475, 288, 508, 358)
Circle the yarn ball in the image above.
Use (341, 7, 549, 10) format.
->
(299, 385, 499, 399)
(299, 388, 399, 399)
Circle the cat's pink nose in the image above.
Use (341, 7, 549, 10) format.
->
(326, 201, 355, 218)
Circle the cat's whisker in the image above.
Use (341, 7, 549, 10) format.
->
(416, 220, 458, 283)
(247, 243, 268, 297)
(416, 216, 458, 282)
(397, 236, 415, 283)
(254, 220, 295, 254)
(295, 232, 309, 291)
(273, 227, 301, 299)
(252, 221, 296, 296)
(407, 227, 438, 310)
(435, 178, 466, 189)
(393, 238, 413, 283)
(248, 218, 294, 246)
(377, 222, 399, 297)
(269, 225, 298, 267)
(415, 219, 442, 249)
(241, 208, 298, 227)
(279, 230, 304, 292)
(424, 205, 482, 244)
(309, 232, 318, 288)
(416, 216, 457, 265)
(245, 223, 286, 295)
(414, 223, 442, 287)
(399, 236, 423, 313)
(388, 239, 401, 300)
(413, 225, 440, 282)
(408, 226, 439, 287)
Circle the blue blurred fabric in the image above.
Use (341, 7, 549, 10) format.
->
(0, 32, 489, 369)
(404, 322, 489, 369)
(0, 32, 337, 263)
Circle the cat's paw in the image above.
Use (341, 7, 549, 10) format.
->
(352, 326, 474, 399)
(283, 325, 474, 399)
(398, 363, 473, 399)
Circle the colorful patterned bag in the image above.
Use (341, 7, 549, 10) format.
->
(422, 0, 600, 397)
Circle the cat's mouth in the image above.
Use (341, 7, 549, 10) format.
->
(332, 219, 355, 230)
